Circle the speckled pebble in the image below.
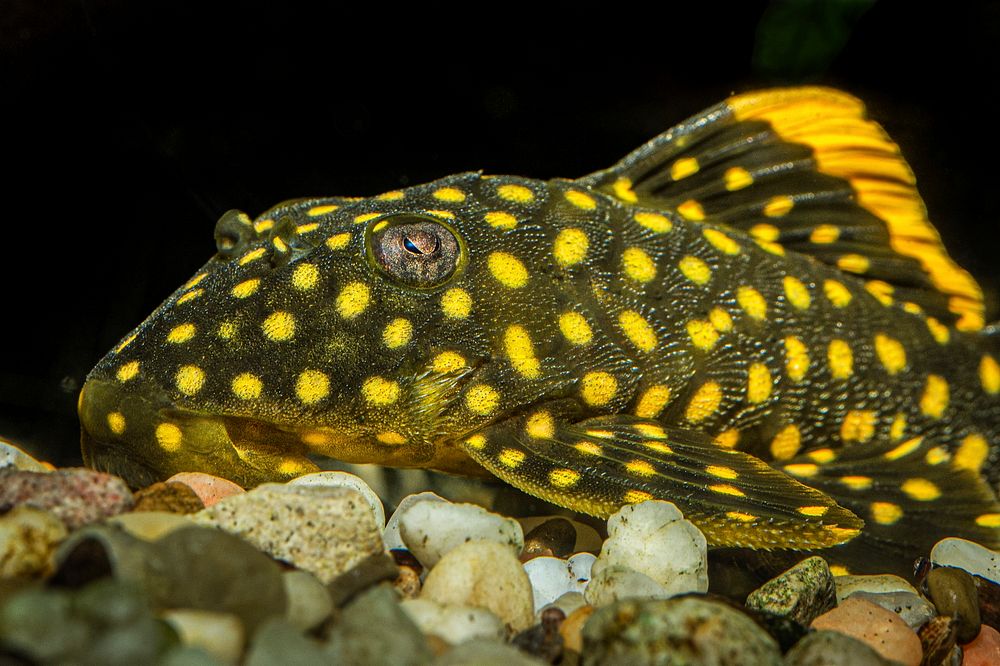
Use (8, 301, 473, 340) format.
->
(746, 556, 836, 627)
(784, 630, 896, 665)
(421, 539, 535, 634)
(166, 472, 244, 507)
(193, 483, 384, 584)
(963, 624, 1000, 665)
(591, 500, 707, 598)
(925, 566, 982, 644)
(0, 438, 51, 472)
(282, 570, 333, 631)
(0, 467, 133, 528)
(132, 482, 205, 514)
(523, 553, 594, 613)
(400, 598, 505, 645)
(583, 596, 782, 665)
(0, 505, 67, 578)
(931, 538, 1000, 585)
(399, 500, 523, 568)
(835, 573, 918, 601)
(108, 511, 194, 541)
(585, 565, 670, 607)
(811, 597, 922, 666)
(289, 470, 386, 530)
(848, 590, 936, 630)
(161, 609, 244, 664)
(384, 491, 448, 551)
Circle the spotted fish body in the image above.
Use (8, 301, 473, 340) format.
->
(79, 88, 1000, 573)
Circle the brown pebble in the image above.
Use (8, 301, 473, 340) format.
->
(811, 597, 922, 666)
(513, 607, 566, 664)
(917, 614, 956, 666)
(390, 548, 424, 576)
(523, 518, 576, 561)
(924, 566, 981, 645)
(558, 604, 594, 655)
(327, 553, 400, 608)
(132, 482, 205, 514)
(393, 566, 421, 599)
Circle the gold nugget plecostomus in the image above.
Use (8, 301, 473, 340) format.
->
(79, 87, 999, 575)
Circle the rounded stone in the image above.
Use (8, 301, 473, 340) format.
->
(132, 482, 205, 514)
(522, 517, 577, 559)
(383, 491, 448, 551)
(784, 630, 896, 665)
(811, 597, 922, 666)
(542, 591, 588, 620)
(0, 505, 67, 579)
(848, 590, 936, 630)
(161, 609, 245, 664)
(585, 565, 670, 607)
(559, 603, 595, 654)
(931, 537, 1000, 585)
(289, 471, 385, 530)
(435, 638, 549, 666)
(166, 472, 244, 507)
(400, 598, 505, 645)
(108, 511, 194, 541)
(421, 539, 535, 633)
(745, 556, 836, 627)
(193, 483, 385, 584)
(398, 500, 523, 568)
(0, 467, 133, 529)
(924, 566, 981, 644)
(283, 570, 334, 631)
(963, 624, 1000, 665)
(518, 515, 603, 554)
(835, 573, 918, 601)
(524, 554, 593, 614)
(0, 438, 50, 472)
(582, 596, 782, 665)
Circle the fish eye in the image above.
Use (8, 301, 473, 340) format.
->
(369, 215, 461, 288)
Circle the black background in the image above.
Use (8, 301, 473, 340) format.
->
(3, 1, 999, 465)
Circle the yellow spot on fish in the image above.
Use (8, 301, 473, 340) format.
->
(874, 333, 907, 375)
(677, 199, 705, 221)
(724, 166, 753, 191)
(376, 432, 407, 445)
(624, 490, 653, 504)
(737, 286, 767, 320)
(810, 225, 840, 244)
(239, 248, 266, 266)
(884, 436, 923, 461)
(686, 319, 719, 351)
(622, 247, 656, 283)
(295, 223, 319, 234)
(564, 190, 596, 210)
(756, 240, 785, 256)
(980, 354, 1000, 394)
(763, 195, 794, 217)
(903, 301, 923, 315)
(575, 441, 602, 456)
(156, 423, 182, 452)
(549, 469, 580, 488)
(581, 372, 617, 407)
(837, 254, 870, 274)
(488, 251, 529, 288)
(619, 310, 657, 352)
(231, 373, 262, 400)
(296, 370, 329, 404)
(823, 280, 852, 308)
(626, 460, 656, 477)
(920, 374, 949, 419)
(865, 280, 894, 306)
(262, 311, 296, 341)
(703, 229, 740, 255)
(107, 412, 125, 435)
(526, 411, 555, 439)
(272, 237, 288, 253)
(612, 178, 638, 203)
(498, 448, 525, 469)
(926, 317, 950, 345)
(441, 288, 472, 319)
(465, 384, 500, 415)
(685, 381, 722, 423)
(586, 430, 614, 439)
(715, 429, 740, 449)
(432, 351, 466, 373)
(485, 211, 518, 229)
(425, 209, 455, 220)
(635, 385, 671, 418)
(750, 224, 780, 241)
(497, 184, 534, 203)
(840, 410, 875, 443)
(634, 211, 672, 233)
(505, 325, 541, 378)
(671, 157, 699, 180)
(254, 219, 274, 233)
(827, 339, 853, 379)
(635, 424, 667, 439)
(901, 478, 941, 502)
(307, 204, 338, 216)
(377, 190, 405, 201)
(709, 308, 733, 332)
(175, 365, 205, 396)
(783, 336, 810, 383)
(784, 464, 818, 479)
(710, 484, 746, 498)
(176, 289, 203, 304)
(465, 434, 486, 450)
(925, 446, 951, 466)
(553, 228, 589, 267)
(116, 361, 140, 382)
(383, 318, 413, 349)
(706, 465, 737, 479)
(678, 255, 711, 285)
(871, 502, 903, 525)
(808, 448, 837, 463)
(184, 273, 207, 289)
(326, 233, 352, 250)
(336, 282, 370, 319)
(292, 263, 319, 291)
(890, 413, 907, 441)
(217, 322, 236, 339)
(747, 363, 772, 403)
(433, 187, 465, 202)
(558, 311, 592, 345)
(232, 279, 260, 298)
(798, 506, 829, 517)
(840, 476, 873, 491)
(770, 425, 802, 460)
(354, 212, 381, 225)
(727, 511, 757, 523)
(783, 276, 811, 310)
(362, 376, 400, 406)
(976, 514, 1000, 528)
(955, 433, 988, 472)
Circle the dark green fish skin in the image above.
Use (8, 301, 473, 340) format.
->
(78, 87, 999, 574)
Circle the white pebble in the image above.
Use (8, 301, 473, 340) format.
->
(931, 537, 1000, 584)
(540, 591, 587, 618)
(591, 500, 707, 597)
(835, 574, 918, 602)
(0, 438, 49, 472)
(585, 565, 670, 607)
(523, 552, 595, 614)
(289, 471, 385, 530)
(383, 492, 448, 551)
(400, 598, 505, 645)
(398, 501, 523, 568)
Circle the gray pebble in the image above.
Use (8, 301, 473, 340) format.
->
(746, 556, 836, 627)
(325, 585, 433, 665)
(245, 617, 328, 666)
(784, 630, 895, 665)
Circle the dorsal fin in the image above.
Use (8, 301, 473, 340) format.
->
(578, 87, 985, 331)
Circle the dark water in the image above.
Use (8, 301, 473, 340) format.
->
(3, 0, 999, 465)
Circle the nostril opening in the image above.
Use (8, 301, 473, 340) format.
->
(214, 209, 255, 259)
